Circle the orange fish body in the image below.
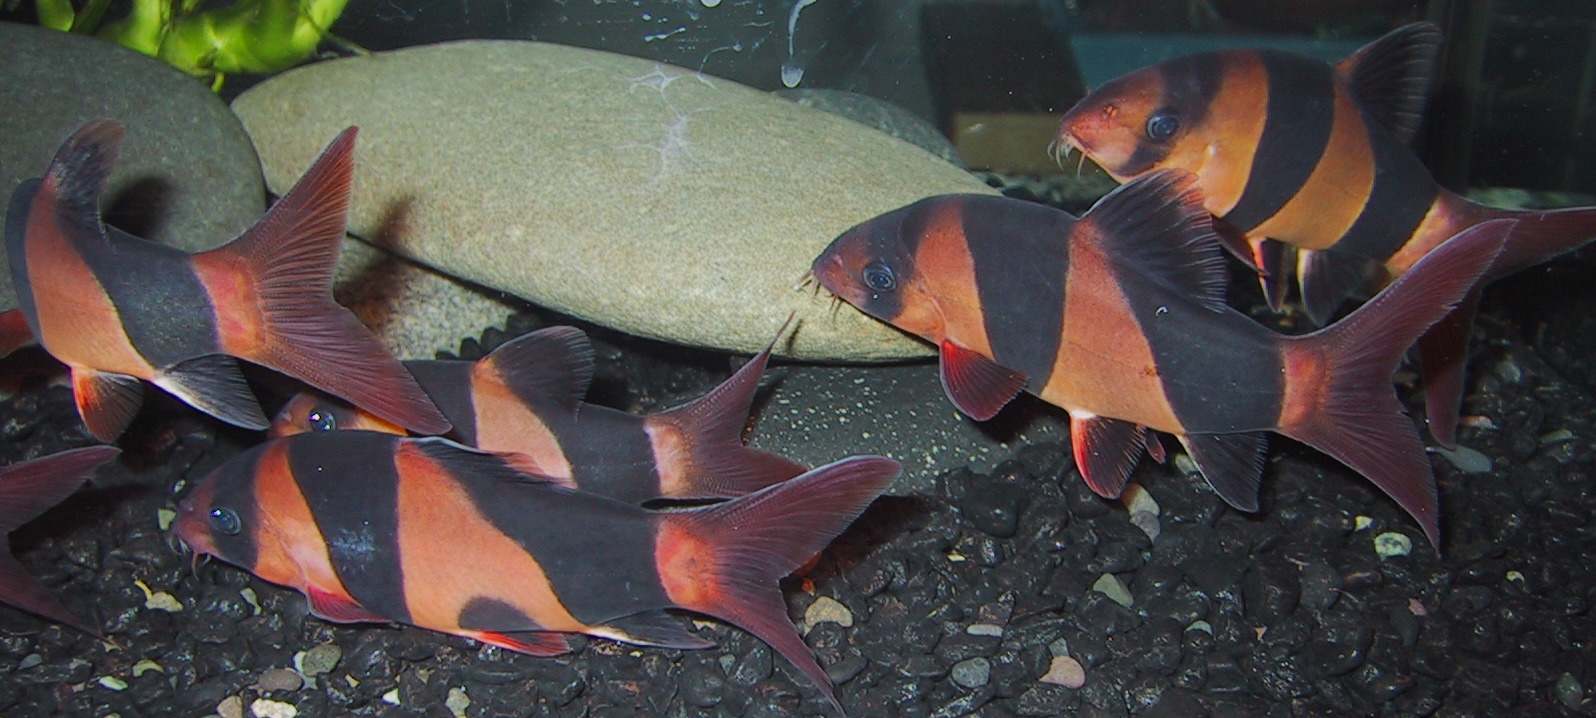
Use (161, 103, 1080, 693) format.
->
(4, 119, 449, 441)
(1054, 22, 1596, 445)
(813, 170, 1511, 547)
(0, 445, 120, 635)
(270, 324, 807, 503)
(173, 430, 899, 714)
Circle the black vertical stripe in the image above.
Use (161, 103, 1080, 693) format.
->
(5, 181, 42, 331)
(76, 225, 221, 368)
(403, 361, 479, 443)
(960, 196, 1070, 391)
(1330, 120, 1440, 262)
(290, 432, 411, 624)
(1225, 51, 1337, 232)
(540, 403, 661, 505)
(1113, 272, 1286, 432)
(419, 439, 674, 625)
(1120, 52, 1226, 176)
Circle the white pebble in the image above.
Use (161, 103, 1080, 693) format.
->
(98, 676, 127, 691)
(1040, 655, 1086, 689)
(1433, 445, 1492, 474)
(446, 687, 471, 718)
(1374, 532, 1413, 559)
(1091, 573, 1133, 608)
(216, 695, 245, 718)
(802, 596, 853, 633)
(1121, 482, 1160, 516)
(1130, 510, 1161, 542)
(966, 623, 1003, 637)
(250, 699, 298, 718)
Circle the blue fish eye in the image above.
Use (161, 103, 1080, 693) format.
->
(208, 507, 241, 536)
(863, 262, 896, 292)
(307, 409, 336, 432)
(1146, 112, 1180, 141)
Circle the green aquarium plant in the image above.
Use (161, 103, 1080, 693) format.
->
(32, 0, 354, 91)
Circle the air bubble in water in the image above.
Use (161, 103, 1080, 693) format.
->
(781, 60, 804, 88)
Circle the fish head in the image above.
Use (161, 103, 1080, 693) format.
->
(1056, 60, 1207, 182)
(811, 200, 949, 342)
(270, 392, 402, 438)
(172, 462, 249, 567)
(172, 441, 311, 590)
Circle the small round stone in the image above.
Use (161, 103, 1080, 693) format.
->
(951, 657, 992, 689)
(1040, 655, 1086, 689)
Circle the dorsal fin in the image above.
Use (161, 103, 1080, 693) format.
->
(1081, 169, 1229, 313)
(44, 119, 123, 222)
(1335, 22, 1443, 144)
(477, 326, 596, 410)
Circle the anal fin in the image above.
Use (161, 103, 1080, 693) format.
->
(1416, 292, 1480, 449)
(465, 629, 573, 657)
(71, 367, 145, 441)
(939, 340, 1027, 421)
(602, 610, 715, 650)
(1177, 432, 1269, 512)
(1069, 414, 1147, 499)
(155, 354, 268, 431)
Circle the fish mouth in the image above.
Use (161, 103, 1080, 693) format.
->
(808, 252, 862, 308)
(1048, 131, 1086, 169)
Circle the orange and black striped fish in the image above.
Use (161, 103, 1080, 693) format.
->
(4, 119, 449, 441)
(173, 430, 898, 714)
(1053, 22, 1596, 446)
(270, 325, 807, 504)
(0, 445, 120, 636)
(812, 170, 1511, 548)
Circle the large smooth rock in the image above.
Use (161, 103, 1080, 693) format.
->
(233, 40, 996, 361)
(0, 22, 265, 312)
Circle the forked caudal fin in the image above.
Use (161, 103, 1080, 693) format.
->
(1279, 220, 1513, 550)
(650, 326, 809, 498)
(1416, 202, 1596, 447)
(198, 127, 450, 436)
(655, 455, 901, 715)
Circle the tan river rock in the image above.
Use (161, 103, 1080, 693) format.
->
(233, 40, 999, 361)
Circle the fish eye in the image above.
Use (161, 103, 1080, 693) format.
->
(863, 262, 896, 293)
(307, 409, 337, 432)
(208, 507, 241, 536)
(1146, 112, 1180, 141)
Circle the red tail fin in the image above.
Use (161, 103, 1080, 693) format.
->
(0, 445, 120, 636)
(1280, 220, 1512, 549)
(203, 128, 449, 436)
(657, 455, 900, 714)
(1485, 203, 1596, 280)
(1418, 201, 1596, 445)
(649, 332, 808, 499)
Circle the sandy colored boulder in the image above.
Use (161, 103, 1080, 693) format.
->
(233, 40, 997, 361)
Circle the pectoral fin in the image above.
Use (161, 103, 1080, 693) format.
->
(939, 340, 1027, 421)
(305, 585, 389, 624)
(71, 367, 144, 441)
